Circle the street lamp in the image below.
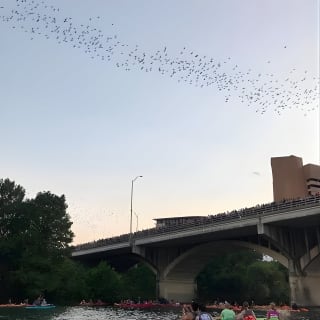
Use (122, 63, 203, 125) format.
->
(134, 212, 139, 231)
(130, 176, 143, 236)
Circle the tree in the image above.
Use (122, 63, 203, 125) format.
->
(0, 178, 26, 241)
(196, 250, 289, 304)
(49, 258, 88, 304)
(197, 250, 262, 303)
(0, 178, 75, 302)
(0, 179, 26, 301)
(120, 263, 156, 301)
(12, 191, 74, 301)
(23, 192, 74, 256)
(86, 261, 122, 302)
(246, 261, 289, 304)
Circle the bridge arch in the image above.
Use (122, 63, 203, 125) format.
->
(300, 245, 320, 273)
(125, 252, 158, 275)
(158, 240, 288, 302)
(163, 240, 288, 280)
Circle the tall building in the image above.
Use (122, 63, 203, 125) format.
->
(271, 155, 320, 202)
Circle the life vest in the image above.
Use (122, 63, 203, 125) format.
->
(267, 310, 280, 320)
(243, 310, 256, 320)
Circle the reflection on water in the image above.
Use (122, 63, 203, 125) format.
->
(0, 306, 179, 320)
(53, 307, 179, 320)
(0, 306, 319, 320)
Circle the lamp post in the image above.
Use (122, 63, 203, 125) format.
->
(130, 176, 142, 236)
(134, 212, 139, 231)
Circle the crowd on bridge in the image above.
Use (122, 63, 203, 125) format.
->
(73, 194, 320, 251)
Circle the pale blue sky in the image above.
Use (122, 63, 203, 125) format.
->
(0, 0, 319, 244)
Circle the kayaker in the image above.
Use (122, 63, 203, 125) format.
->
(236, 301, 256, 320)
(220, 302, 236, 320)
(191, 301, 213, 320)
(266, 302, 281, 320)
(32, 295, 42, 306)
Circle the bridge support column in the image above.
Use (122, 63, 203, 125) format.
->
(289, 274, 320, 306)
(158, 278, 196, 303)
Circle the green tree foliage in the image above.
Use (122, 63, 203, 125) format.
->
(246, 260, 289, 304)
(197, 250, 254, 303)
(85, 261, 122, 303)
(197, 250, 289, 305)
(23, 192, 74, 256)
(0, 179, 26, 301)
(0, 179, 25, 257)
(0, 178, 74, 303)
(49, 258, 88, 304)
(121, 263, 156, 301)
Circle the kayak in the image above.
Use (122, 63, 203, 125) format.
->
(0, 304, 26, 308)
(25, 304, 56, 309)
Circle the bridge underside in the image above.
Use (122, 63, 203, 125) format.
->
(73, 250, 142, 272)
(154, 240, 320, 306)
(156, 241, 276, 303)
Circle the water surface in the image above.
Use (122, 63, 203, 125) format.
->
(0, 306, 319, 320)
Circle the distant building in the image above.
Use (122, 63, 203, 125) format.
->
(271, 155, 320, 202)
(154, 216, 204, 229)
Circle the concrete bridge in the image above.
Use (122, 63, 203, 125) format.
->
(72, 196, 320, 306)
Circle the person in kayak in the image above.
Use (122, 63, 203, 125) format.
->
(191, 301, 213, 320)
(220, 302, 236, 320)
(266, 302, 281, 320)
(236, 301, 256, 320)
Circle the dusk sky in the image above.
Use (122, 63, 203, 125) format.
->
(1, 0, 319, 244)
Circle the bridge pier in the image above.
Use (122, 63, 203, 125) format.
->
(158, 278, 196, 303)
(289, 274, 320, 307)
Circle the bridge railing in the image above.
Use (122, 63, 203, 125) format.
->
(72, 194, 320, 251)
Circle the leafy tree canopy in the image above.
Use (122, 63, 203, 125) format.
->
(0, 178, 74, 302)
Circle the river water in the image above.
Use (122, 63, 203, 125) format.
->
(0, 306, 319, 320)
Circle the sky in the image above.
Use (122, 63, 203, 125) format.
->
(0, 0, 319, 244)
